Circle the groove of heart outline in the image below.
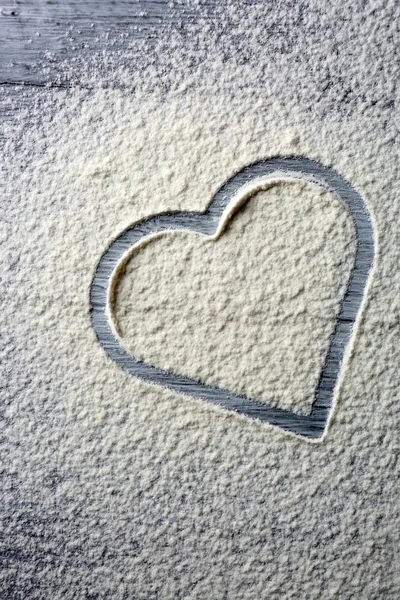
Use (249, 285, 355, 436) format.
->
(90, 157, 375, 441)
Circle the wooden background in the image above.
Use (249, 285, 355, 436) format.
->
(0, 0, 216, 85)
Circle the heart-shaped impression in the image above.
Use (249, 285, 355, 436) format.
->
(90, 157, 375, 440)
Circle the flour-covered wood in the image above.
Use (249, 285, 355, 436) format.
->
(0, 0, 205, 85)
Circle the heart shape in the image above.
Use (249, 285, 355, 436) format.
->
(90, 157, 375, 440)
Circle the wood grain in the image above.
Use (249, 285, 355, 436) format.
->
(0, 0, 206, 85)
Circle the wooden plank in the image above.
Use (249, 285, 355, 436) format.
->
(0, 0, 208, 85)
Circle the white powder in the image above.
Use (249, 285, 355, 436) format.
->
(116, 181, 356, 415)
(1, 1, 400, 598)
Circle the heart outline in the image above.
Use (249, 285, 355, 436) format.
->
(90, 157, 375, 441)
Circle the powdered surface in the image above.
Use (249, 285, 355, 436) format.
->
(1, 1, 400, 599)
(116, 182, 355, 415)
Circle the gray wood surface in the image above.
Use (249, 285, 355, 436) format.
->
(0, 0, 200, 141)
(0, 0, 206, 85)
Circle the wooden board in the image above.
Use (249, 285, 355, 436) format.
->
(0, 0, 210, 85)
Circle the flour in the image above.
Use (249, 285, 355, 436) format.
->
(1, 1, 400, 598)
(116, 181, 356, 416)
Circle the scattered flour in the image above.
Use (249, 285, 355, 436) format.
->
(1, 1, 400, 598)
